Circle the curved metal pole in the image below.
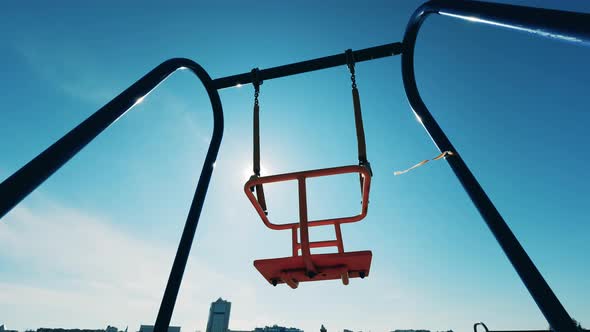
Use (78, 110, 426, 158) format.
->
(0, 58, 224, 332)
(401, 1, 590, 332)
(474, 322, 490, 332)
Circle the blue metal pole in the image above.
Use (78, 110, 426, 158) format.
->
(401, 1, 589, 332)
(0, 58, 224, 332)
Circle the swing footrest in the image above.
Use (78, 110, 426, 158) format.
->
(254, 250, 372, 289)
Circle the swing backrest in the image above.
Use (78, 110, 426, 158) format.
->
(244, 165, 371, 231)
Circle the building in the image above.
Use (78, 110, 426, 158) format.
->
(206, 298, 232, 332)
(37, 329, 104, 332)
(35, 326, 122, 332)
(1, 325, 19, 332)
(138, 325, 181, 332)
(253, 325, 303, 332)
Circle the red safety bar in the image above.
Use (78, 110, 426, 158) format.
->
(244, 164, 372, 289)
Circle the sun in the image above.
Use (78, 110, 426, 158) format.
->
(242, 165, 271, 180)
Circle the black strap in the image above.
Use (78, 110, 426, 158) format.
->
(251, 68, 267, 214)
(252, 68, 261, 177)
(346, 49, 372, 176)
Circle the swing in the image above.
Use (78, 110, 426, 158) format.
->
(244, 50, 373, 289)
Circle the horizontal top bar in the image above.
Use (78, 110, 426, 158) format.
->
(212, 42, 402, 90)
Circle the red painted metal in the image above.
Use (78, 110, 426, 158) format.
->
(244, 164, 372, 288)
(244, 165, 371, 230)
(254, 251, 372, 288)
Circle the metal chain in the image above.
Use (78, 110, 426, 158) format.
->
(350, 68, 357, 89)
(346, 49, 357, 89)
(254, 84, 260, 106)
(252, 68, 261, 106)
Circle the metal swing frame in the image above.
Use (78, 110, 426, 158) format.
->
(0, 1, 588, 332)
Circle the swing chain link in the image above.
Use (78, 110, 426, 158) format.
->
(350, 70, 357, 89)
(251, 67, 262, 106)
(345, 49, 357, 89)
(254, 84, 260, 106)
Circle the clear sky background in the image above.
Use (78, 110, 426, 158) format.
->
(0, 1, 589, 332)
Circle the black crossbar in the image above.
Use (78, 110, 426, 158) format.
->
(212, 42, 402, 89)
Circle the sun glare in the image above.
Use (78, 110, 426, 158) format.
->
(243, 165, 271, 180)
(133, 96, 145, 107)
(439, 11, 582, 43)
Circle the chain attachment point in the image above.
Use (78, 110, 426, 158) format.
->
(251, 68, 262, 106)
(345, 49, 357, 89)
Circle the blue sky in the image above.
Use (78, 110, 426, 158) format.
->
(0, 1, 589, 332)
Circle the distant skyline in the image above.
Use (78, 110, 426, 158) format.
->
(1, 1, 589, 332)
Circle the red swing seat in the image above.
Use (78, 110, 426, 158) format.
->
(245, 55, 372, 288)
(244, 165, 372, 289)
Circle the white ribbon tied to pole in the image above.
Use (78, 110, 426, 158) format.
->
(394, 151, 455, 176)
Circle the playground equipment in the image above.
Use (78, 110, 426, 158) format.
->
(0, 1, 588, 332)
(473, 322, 589, 332)
(244, 53, 373, 288)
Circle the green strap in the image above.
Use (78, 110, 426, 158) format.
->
(251, 69, 267, 214)
(346, 49, 372, 175)
(352, 86, 368, 165)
